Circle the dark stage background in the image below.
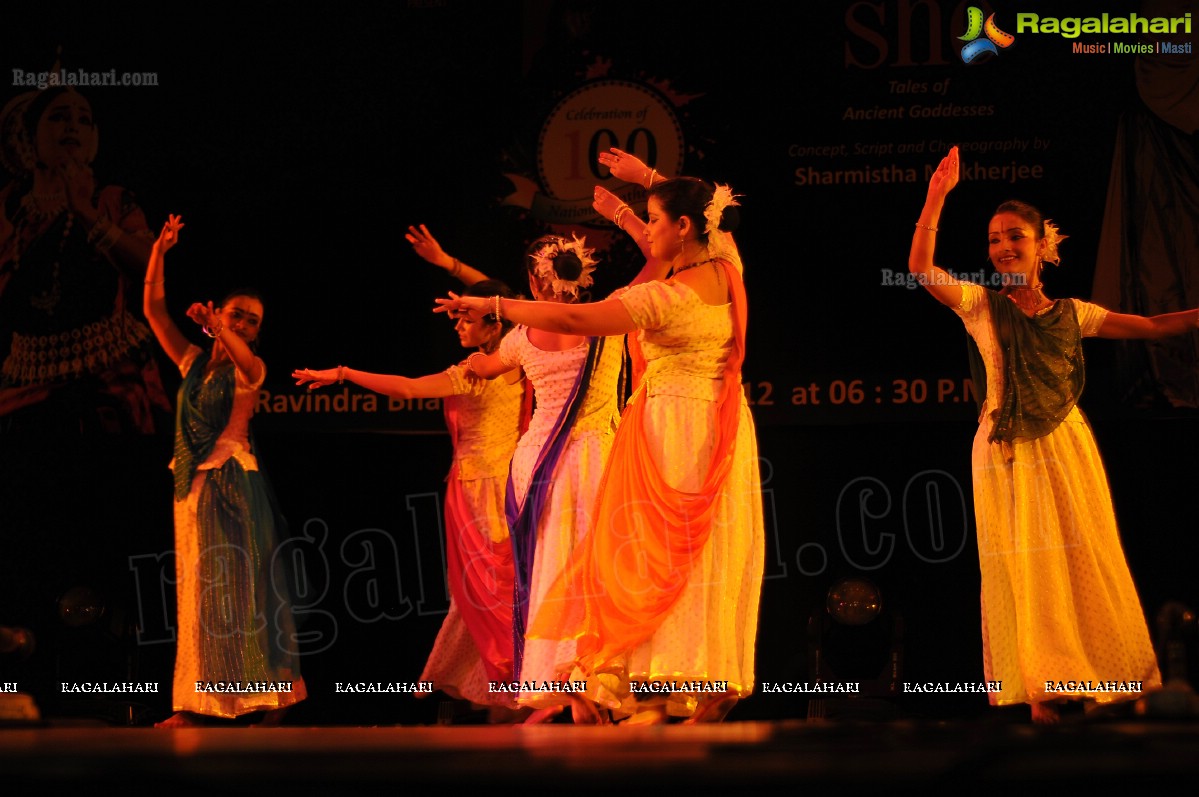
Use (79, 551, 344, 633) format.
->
(1, 0, 1197, 726)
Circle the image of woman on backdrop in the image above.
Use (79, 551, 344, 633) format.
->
(909, 146, 1198, 724)
(0, 85, 168, 430)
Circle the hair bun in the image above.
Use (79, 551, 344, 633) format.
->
(719, 206, 741, 234)
(553, 251, 583, 281)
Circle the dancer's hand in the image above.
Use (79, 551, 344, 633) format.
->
(927, 146, 959, 201)
(592, 186, 627, 224)
(185, 300, 219, 329)
(154, 214, 184, 252)
(598, 147, 655, 187)
(434, 292, 489, 321)
(292, 367, 339, 390)
(405, 224, 452, 270)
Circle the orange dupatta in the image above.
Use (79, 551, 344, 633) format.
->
(527, 259, 748, 669)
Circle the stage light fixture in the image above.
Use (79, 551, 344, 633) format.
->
(0, 626, 36, 659)
(57, 585, 105, 628)
(826, 577, 882, 626)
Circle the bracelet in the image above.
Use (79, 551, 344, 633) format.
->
(492, 294, 502, 320)
(144, 279, 164, 285)
(337, 365, 346, 384)
(613, 205, 631, 230)
(450, 258, 463, 278)
(203, 323, 223, 338)
(915, 222, 938, 232)
(647, 168, 658, 188)
(467, 351, 485, 374)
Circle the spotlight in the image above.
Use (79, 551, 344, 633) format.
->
(826, 577, 882, 626)
(807, 576, 903, 721)
(1134, 601, 1199, 719)
(0, 626, 36, 659)
(57, 585, 105, 628)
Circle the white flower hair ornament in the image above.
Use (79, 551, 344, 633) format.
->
(704, 184, 741, 236)
(531, 233, 598, 300)
(1040, 219, 1067, 266)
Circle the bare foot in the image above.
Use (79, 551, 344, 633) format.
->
(1030, 702, 1060, 725)
(523, 705, 564, 724)
(622, 706, 668, 726)
(487, 705, 532, 724)
(684, 692, 739, 725)
(566, 694, 608, 725)
(155, 712, 202, 728)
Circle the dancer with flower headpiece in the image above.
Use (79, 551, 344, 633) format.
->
(458, 233, 624, 723)
(437, 177, 765, 725)
(909, 146, 1199, 724)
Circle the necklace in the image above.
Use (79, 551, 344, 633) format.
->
(1004, 285, 1052, 316)
(672, 257, 716, 277)
(14, 207, 73, 315)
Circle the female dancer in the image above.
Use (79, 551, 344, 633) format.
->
(437, 177, 765, 724)
(909, 146, 1196, 723)
(144, 215, 306, 726)
(462, 233, 624, 723)
(293, 276, 526, 717)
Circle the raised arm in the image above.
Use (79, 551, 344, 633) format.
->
(1096, 308, 1199, 339)
(909, 146, 964, 308)
(598, 147, 668, 190)
(143, 215, 192, 367)
(406, 224, 490, 287)
(436, 292, 636, 338)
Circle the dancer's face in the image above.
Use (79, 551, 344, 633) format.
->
(35, 92, 97, 169)
(455, 312, 499, 350)
(988, 212, 1045, 281)
(645, 196, 685, 263)
(219, 296, 264, 344)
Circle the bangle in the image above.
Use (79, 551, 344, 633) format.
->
(467, 351, 485, 375)
(203, 323, 223, 338)
(337, 365, 346, 384)
(647, 168, 658, 188)
(613, 205, 631, 230)
(144, 279, 164, 285)
(450, 258, 463, 278)
(492, 295, 502, 320)
(915, 222, 938, 232)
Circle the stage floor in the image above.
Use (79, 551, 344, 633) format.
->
(5, 716, 1199, 794)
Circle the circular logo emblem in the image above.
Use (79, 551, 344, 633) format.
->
(538, 79, 684, 221)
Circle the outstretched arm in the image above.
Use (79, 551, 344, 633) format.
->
(436, 292, 636, 338)
(406, 224, 490, 287)
(1096, 309, 1199, 339)
(908, 146, 963, 308)
(293, 366, 459, 398)
(143, 215, 192, 367)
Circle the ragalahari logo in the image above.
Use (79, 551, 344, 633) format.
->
(959, 7, 1016, 63)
